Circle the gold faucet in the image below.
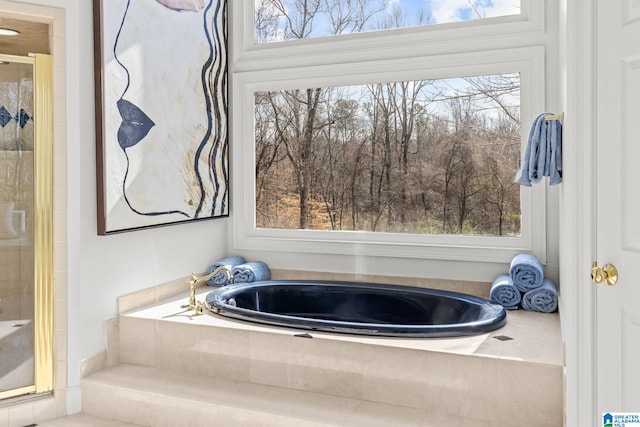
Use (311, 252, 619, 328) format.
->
(182, 266, 233, 315)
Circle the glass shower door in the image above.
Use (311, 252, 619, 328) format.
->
(0, 54, 53, 400)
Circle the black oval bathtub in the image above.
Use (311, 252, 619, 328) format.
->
(204, 280, 506, 338)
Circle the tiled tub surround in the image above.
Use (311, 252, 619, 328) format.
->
(82, 271, 563, 427)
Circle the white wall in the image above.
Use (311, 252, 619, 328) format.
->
(5, 0, 229, 414)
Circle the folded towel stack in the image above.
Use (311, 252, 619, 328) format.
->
(490, 253, 558, 313)
(205, 256, 246, 286)
(489, 275, 521, 310)
(232, 261, 271, 284)
(516, 113, 562, 186)
(521, 279, 558, 313)
(509, 253, 544, 292)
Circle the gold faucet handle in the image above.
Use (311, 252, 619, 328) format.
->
(194, 300, 204, 315)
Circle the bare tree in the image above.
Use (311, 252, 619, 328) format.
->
(261, 0, 322, 39)
(323, 0, 390, 35)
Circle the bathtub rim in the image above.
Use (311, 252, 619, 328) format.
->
(204, 280, 507, 338)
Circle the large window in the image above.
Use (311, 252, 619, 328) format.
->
(231, 0, 552, 276)
(255, 74, 521, 237)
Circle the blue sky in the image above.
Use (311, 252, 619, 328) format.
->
(255, 0, 520, 42)
(256, 0, 521, 40)
(385, 0, 521, 26)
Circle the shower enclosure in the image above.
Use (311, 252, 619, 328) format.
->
(0, 53, 53, 400)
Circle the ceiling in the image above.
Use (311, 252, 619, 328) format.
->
(0, 18, 49, 57)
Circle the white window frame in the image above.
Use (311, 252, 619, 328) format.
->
(229, 0, 553, 279)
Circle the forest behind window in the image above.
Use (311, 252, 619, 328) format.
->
(255, 73, 522, 236)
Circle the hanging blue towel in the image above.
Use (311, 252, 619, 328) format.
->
(205, 256, 246, 286)
(232, 261, 271, 284)
(509, 253, 544, 292)
(516, 113, 562, 186)
(522, 279, 558, 313)
(490, 275, 521, 310)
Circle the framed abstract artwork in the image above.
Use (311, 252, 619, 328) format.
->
(93, 0, 228, 234)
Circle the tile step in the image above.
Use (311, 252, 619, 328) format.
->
(115, 307, 562, 426)
(81, 363, 513, 427)
(36, 413, 145, 426)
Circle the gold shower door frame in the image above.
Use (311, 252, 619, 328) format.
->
(0, 53, 54, 401)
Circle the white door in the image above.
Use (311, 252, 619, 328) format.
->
(596, 0, 640, 415)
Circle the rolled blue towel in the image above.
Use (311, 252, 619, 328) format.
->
(232, 261, 271, 284)
(509, 253, 544, 293)
(206, 256, 246, 286)
(522, 279, 558, 313)
(490, 275, 521, 310)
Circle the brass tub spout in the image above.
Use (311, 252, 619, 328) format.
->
(183, 266, 233, 315)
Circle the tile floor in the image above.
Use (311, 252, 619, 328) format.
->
(35, 411, 514, 427)
(37, 408, 511, 427)
(37, 414, 141, 426)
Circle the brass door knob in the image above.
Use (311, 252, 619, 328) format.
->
(592, 262, 618, 286)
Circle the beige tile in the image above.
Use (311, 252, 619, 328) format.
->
(54, 122, 67, 158)
(455, 354, 502, 421)
(54, 272, 67, 304)
(249, 330, 305, 389)
(55, 359, 67, 390)
(0, 407, 8, 427)
(364, 274, 419, 287)
(287, 390, 360, 425)
(55, 329, 67, 361)
(8, 401, 34, 427)
(36, 414, 95, 426)
(33, 396, 59, 423)
(421, 412, 491, 427)
(215, 405, 281, 427)
(51, 8, 65, 38)
(80, 380, 116, 418)
(345, 401, 427, 427)
(463, 281, 491, 298)
(154, 319, 202, 375)
(416, 278, 468, 294)
(97, 387, 145, 424)
(473, 310, 563, 365)
(226, 382, 304, 418)
(54, 292, 67, 330)
(197, 323, 251, 381)
(302, 337, 364, 399)
(105, 317, 120, 367)
(422, 351, 501, 420)
(118, 316, 156, 366)
(80, 351, 105, 379)
(55, 388, 67, 418)
(118, 288, 156, 314)
(497, 361, 563, 426)
(362, 344, 429, 409)
(186, 374, 246, 406)
(277, 417, 334, 427)
(95, 416, 144, 427)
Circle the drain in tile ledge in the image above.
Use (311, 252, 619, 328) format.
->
(22, 424, 37, 427)
(294, 332, 313, 339)
(494, 335, 514, 341)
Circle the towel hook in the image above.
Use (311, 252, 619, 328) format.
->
(545, 113, 564, 122)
